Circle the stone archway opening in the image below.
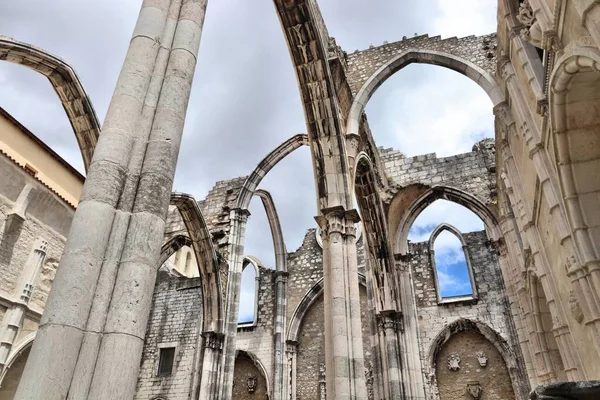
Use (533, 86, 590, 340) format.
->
(232, 351, 269, 400)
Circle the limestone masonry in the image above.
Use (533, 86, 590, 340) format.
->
(2, 0, 600, 399)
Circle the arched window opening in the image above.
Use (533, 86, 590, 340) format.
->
(238, 259, 259, 327)
(431, 229, 475, 301)
(365, 64, 494, 158)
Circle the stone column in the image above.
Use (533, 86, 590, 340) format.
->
(0, 239, 47, 375)
(285, 340, 298, 400)
(316, 206, 368, 400)
(15, 1, 207, 399)
(198, 331, 224, 400)
(220, 208, 250, 400)
(273, 271, 289, 400)
(377, 312, 403, 399)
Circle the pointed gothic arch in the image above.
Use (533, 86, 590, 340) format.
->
(163, 193, 223, 333)
(549, 47, 600, 272)
(392, 185, 500, 254)
(346, 49, 504, 138)
(428, 223, 478, 303)
(427, 318, 526, 400)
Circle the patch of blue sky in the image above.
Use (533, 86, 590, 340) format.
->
(238, 266, 257, 324)
(434, 230, 473, 298)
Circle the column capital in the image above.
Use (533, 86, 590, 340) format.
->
(314, 206, 361, 238)
(230, 208, 251, 222)
(285, 340, 299, 353)
(274, 270, 289, 283)
(377, 311, 403, 332)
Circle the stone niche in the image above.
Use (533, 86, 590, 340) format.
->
(232, 352, 267, 399)
(435, 331, 515, 400)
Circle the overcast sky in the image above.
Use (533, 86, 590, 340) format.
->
(0, 0, 497, 322)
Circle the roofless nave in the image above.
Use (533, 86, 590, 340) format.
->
(1, 0, 600, 399)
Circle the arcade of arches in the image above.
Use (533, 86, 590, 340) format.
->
(1, 0, 600, 399)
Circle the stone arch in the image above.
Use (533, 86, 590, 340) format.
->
(549, 47, 600, 269)
(0, 36, 100, 171)
(0, 333, 35, 398)
(253, 189, 287, 273)
(166, 193, 223, 333)
(236, 134, 309, 210)
(392, 185, 500, 254)
(287, 274, 367, 342)
(354, 153, 398, 312)
(428, 223, 478, 303)
(233, 349, 270, 400)
(346, 49, 504, 137)
(427, 318, 523, 400)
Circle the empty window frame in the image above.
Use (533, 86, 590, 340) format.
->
(429, 223, 477, 304)
(157, 346, 176, 376)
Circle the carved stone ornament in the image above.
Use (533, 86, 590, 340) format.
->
(569, 290, 584, 324)
(467, 380, 482, 400)
(247, 375, 257, 393)
(517, 0, 535, 27)
(476, 351, 488, 367)
(447, 354, 461, 371)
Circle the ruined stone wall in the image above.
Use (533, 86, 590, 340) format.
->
(408, 230, 521, 398)
(382, 139, 496, 208)
(231, 353, 268, 400)
(235, 266, 275, 385)
(135, 273, 204, 400)
(436, 331, 515, 400)
(344, 33, 497, 95)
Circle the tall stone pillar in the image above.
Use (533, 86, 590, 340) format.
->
(0, 239, 47, 375)
(377, 312, 403, 399)
(220, 208, 250, 400)
(273, 270, 289, 400)
(14, 1, 207, 399)
(316, 206, 368, 400)
(198, 331, 224, 399)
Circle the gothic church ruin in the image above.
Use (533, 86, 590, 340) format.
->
(1, 0, 600, 399)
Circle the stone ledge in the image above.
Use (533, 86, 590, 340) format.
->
(530, 381, 600, 400)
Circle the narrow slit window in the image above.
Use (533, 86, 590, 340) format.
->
(238, 263, 257, 325)
(157, 347, 175, 376)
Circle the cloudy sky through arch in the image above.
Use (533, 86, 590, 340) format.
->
(0, 1, 497, 322)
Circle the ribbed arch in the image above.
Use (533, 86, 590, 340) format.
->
(0, 36, 100, 171)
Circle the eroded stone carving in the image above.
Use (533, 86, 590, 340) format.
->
(247, 375, 257, 393)
(569, 291, 584, 324)
(447, 354, 461, 371)
(467, 380, 482, 399)
(476, 351, 488, 367)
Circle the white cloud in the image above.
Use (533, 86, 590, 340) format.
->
(408, 200, 485, 243)
(1, 0, 497, 277)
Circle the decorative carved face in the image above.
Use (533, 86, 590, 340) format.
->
(476, 351, 488, 367)
(447, 354, 461, 371)
(466, 381, 482, 399)
(247, 375, 257, 393)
